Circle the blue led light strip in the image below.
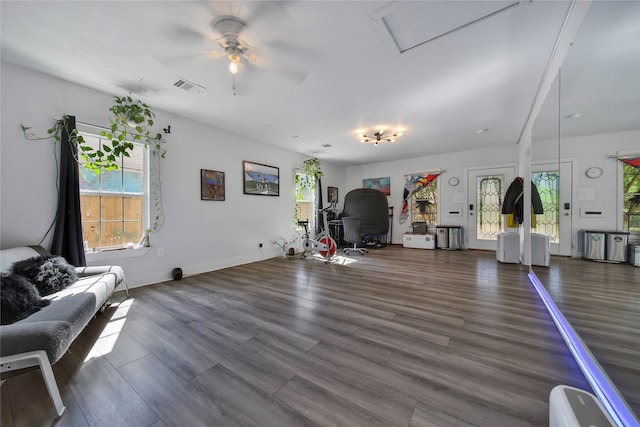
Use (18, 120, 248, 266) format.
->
(528, 272, 639, 427)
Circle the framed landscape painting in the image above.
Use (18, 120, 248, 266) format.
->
(363, 176, 391, 196)
(243, 161, 279, 196)
(201, 169, 225, 201)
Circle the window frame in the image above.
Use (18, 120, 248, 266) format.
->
(619, 151, 640, 234)
(77, 127, 149, 254)
(295, 170, 316, 231)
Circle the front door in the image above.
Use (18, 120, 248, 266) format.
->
(467, 166, 516, 250)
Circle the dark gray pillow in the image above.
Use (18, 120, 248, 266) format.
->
(10, 255, 78, 296)
(1, 273, 50, 325)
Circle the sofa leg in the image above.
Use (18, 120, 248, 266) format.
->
(0, 350, 66, 417)
(37, 352, 66, 417)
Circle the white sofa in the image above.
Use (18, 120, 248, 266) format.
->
(0, 245, 126, 416)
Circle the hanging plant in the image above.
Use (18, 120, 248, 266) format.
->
(21, 96, 166, 173)
(98, 95, 166, 172)
(21, 95, 167, 232)
(303, 157, 322, 180)
(296, 157, 322, 193)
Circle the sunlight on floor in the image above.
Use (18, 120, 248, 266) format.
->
(83, 298, 134, 363)
(310, 253, 358, 265)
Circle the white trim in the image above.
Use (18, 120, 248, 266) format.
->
(86, 247, 150, 262)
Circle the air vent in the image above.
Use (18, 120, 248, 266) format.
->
(173, 78, 205, 93)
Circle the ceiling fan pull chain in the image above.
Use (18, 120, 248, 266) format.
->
(232, 74, 237, 96)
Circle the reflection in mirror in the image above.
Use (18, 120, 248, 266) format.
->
(531, 1, 640, 422)
(532, 72, 561, 255)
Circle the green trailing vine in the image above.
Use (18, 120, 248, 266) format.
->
(21, 116, 86, 164)
(102, 96, 166, 168)
(21, 96, 166, 173)
(295, 157, 322, 193)
(303, 157, 323, 180)
(21, 95, 167, 233)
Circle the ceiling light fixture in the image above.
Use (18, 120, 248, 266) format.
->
(359, 129, 403, 147)
(227, 50, 241, 75)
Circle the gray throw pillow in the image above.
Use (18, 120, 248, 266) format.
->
(10, 255, 78, 296)
(1, 273, 50, 325)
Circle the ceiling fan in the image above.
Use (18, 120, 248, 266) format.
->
(211, 15, 256, 75)
(162, 5, 310, 93)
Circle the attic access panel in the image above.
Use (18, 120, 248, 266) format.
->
(372, 1, 520, 54)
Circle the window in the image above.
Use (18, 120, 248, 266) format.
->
(295, 171, 315, 230)
(532, 170, 560, 243)
(622, 160, 640, 232)
(411, 179, 438, 225)
(79, 132, 146, 252)
(475, 175, 504, 240)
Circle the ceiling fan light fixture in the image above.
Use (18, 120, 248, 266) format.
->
(228, 52, 241, 75)
(228, 60, 239, 75)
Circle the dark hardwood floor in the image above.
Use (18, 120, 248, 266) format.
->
(533, 256, 640, 419)
(1, 246, 592, 426)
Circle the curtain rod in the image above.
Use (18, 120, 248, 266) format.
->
(609, 154, 638, 160)
(404, 169, 443, 177)
(52, 116, 109, 132)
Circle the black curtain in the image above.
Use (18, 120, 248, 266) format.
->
(315, 177, 323, 232)
(51, 116, 86, 266)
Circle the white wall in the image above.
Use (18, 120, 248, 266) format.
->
(0, 61, 346, 288)
(533, 129, 640, 255)
(345, 144, 520, 245)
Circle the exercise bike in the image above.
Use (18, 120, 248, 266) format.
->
(298, 204, 337, 263)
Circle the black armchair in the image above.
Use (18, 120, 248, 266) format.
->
(342, 217, 368, 255)
(342, 188, 389, 247)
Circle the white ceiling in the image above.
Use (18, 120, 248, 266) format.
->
(1, 1, 638, 166)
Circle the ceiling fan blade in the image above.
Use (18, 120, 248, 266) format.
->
(153, 50, 223, 68)
(169, 25, 208, 44)
(250, 55, 308, 83)
(243, 1, 294, 29)
(263, 40, 317, 67)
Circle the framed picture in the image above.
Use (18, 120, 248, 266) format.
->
(363, 176, 391, 196)
(243, 161, 279, 196)
(201, 169, 225, 201)
(327, 186, 339, 203)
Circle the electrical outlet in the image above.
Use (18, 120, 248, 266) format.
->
(157, 247, 164, 257)
(258, 243, 263, 248)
